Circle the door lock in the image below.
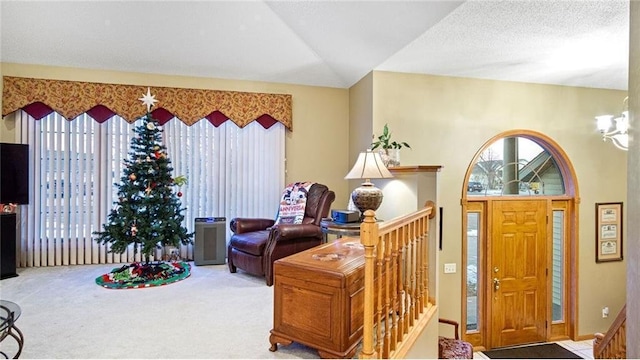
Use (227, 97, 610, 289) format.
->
(493, 277, 500, 291)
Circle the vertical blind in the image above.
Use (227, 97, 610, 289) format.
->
(17, 110, 285, 266)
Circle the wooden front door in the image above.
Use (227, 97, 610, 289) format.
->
(490, 199, 548, 348)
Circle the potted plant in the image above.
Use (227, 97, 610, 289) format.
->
(371, 124, 411, 167)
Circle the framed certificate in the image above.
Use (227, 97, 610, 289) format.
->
(595, 202, 623, 263)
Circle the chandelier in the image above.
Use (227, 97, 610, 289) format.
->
(595, 97, 629, 151)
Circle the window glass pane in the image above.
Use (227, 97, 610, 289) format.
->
(552, 210, 565, 322)
(468, 136, 565, 196)
(466, 212, 479, 332)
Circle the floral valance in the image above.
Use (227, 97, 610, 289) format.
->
(2, 76, 293, 130)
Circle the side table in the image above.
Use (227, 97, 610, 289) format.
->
(0, 300, 24, 359)
(319, 219, 361, 243)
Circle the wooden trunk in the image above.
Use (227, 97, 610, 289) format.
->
(269, 237, 366, 359)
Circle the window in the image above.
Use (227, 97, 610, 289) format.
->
(466, 211, 480, 332)
(552, 209, 565, 322)
(18, 111, 285, 266)
(467, 136, 564, 196)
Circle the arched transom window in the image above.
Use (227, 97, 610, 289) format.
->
(467, 136, 565, 196)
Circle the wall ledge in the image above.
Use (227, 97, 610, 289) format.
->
(388, 165, 442, 174)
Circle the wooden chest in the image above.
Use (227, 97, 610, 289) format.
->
(269, 237, 365, 359)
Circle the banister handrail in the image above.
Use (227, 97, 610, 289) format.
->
(359, 203, 435, 359)
(376, 206, 434, 235)
(593, 303, 626, 359)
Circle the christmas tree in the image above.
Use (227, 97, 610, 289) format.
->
(94, 89, 193, 263)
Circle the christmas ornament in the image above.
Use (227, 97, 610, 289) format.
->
(177, 191, 183, 197)
(138, 87, 158, 112)
(147, 122, 156, 130)
(174, 175, 188, 186)
(129, 174, 137, 181)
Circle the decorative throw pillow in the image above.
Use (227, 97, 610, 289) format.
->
(275, 181, 314, 224)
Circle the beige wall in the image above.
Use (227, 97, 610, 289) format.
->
(346, 72, 375, 203)
(0, 63, 14, 143)
(369, 71, 627, 338)
(348, 71, 374, 162)
(627, 1, 639, 358)
(0, 62, 352, 206)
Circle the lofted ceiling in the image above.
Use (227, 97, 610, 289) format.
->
(0, 0, 630, 90)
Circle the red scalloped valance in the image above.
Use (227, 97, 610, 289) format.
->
(2, 76, 293, 130)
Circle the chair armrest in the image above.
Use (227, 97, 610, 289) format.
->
(272, 224, 322, 241)
(230, 218, 275, 234)
(439, 318, 461, 340)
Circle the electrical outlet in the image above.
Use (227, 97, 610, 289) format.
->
(444, 263, 457, 274)
(602, 306, 609, 318)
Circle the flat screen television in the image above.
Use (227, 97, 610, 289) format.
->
(0, 143, 29, 204)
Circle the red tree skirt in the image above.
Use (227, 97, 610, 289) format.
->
(96, 261, 190, 289)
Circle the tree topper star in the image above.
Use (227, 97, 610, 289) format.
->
(139, 87, 158, 112)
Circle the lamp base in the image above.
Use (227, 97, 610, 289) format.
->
(351, 181, 383, 217)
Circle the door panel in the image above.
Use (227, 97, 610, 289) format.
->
(490, 200, 547, 348)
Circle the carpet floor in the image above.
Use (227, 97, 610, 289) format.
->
(482, 342, 583, 359)
(0, 262, 322, 359)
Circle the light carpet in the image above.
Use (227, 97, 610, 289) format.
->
(0, 262, 319, 359)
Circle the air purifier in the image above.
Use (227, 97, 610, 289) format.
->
(194, 217, 226, 266)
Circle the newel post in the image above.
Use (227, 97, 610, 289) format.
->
(360, 210, 378, 359)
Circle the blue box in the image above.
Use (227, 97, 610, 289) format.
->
(331, 210, 360, 223)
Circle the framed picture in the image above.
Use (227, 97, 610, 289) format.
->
(595, 202, 623, 263)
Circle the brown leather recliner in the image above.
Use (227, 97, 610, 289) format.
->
(227, 183, 335, 286)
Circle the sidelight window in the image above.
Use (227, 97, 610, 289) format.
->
(552, 209, 565, 322)
(466, 211, 480, 332)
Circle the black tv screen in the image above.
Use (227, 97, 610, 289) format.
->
(0, 143, 29, 204)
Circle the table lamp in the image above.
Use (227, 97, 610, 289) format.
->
(344, 149, 394, 217)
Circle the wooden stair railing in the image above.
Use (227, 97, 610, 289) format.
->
(593, 303, 626, 359)
(359, 204, 436, 359)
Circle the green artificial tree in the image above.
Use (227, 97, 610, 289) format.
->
(94, 89, 193, 263)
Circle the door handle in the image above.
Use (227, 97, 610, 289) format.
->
(493, 277, 500, 291)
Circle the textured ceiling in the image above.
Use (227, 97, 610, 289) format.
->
(0, 0, 630, 90)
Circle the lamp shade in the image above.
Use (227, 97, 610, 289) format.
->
(344, 149, 393, 180)
(344, 149, 394, 218)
